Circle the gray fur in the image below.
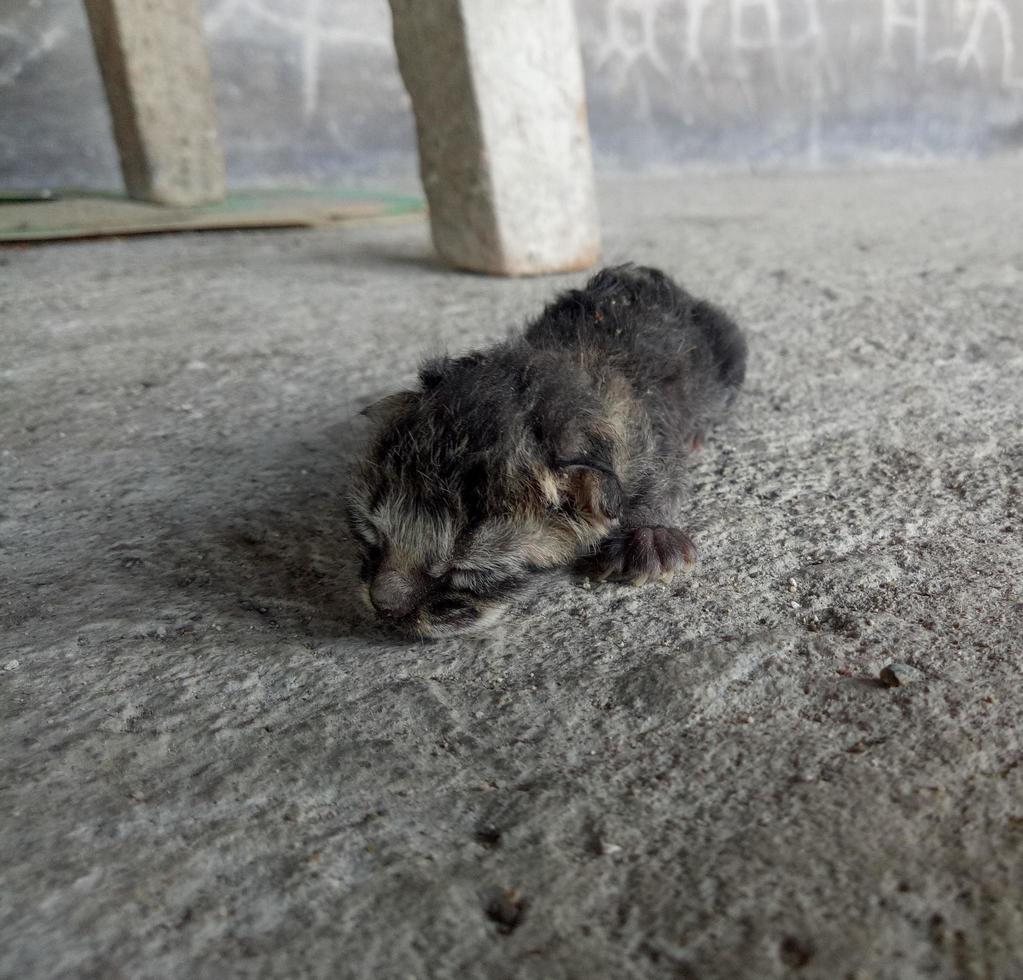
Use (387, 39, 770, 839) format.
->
(347, 264, 747, 637)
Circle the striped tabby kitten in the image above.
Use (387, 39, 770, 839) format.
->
(347, 264, 747, 637)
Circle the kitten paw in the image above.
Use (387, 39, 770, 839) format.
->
(581, 526, 697, 586)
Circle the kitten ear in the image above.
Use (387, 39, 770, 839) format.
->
(359, 391, 418, 422)
(558, 461, 623, 528)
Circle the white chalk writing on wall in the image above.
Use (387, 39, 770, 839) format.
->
(588, 0, 674, 119)
(683, 0, 716, 79)
(933, 0, 1023, 88)
(203, 0, 391, 119)
(882, 0, 928, 69)
(0, 22, 66, 87)
(587, 0, 1023, 119)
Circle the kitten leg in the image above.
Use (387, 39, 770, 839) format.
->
(579, 525, 697, 586)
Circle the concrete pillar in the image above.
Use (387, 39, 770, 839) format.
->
(389, 0, 600, 276)
(84, 0, 225, 206)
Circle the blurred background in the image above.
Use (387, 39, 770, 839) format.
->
(3, 0, 1023, 191)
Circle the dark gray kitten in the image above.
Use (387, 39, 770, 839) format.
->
(347, 264, 747, 637)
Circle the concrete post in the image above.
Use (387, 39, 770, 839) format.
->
(83, 0, 225, 206)
(389, 0, 601, 276)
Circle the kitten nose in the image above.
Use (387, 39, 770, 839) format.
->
(369, 569, 419, 619)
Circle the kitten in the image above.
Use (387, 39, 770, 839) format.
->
(347, 264, 747, 638)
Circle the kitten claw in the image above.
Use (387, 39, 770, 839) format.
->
(578, 525, 697, 586)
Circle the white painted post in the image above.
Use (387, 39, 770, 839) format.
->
(83, 0, 225, 206)
(388, 0, 601, 276)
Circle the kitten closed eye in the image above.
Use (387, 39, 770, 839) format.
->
(448, 569, 523, 596)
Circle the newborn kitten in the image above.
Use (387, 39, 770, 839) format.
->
(347, 264, 747, 638)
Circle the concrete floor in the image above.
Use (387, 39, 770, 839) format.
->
(2, 165, 1022, 979)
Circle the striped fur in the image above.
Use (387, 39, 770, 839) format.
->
(347, 264, 747, 637)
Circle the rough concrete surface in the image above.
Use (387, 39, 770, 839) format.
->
(2, 165, 1023, 979)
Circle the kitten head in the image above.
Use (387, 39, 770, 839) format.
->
(347, 352, 622, 638)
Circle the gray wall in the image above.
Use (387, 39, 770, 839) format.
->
(2, 0, 1023, 189)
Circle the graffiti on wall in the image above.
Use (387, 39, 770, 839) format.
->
(582, 0, 1022, 121)
(0, 19, 65, 88)
(203, 0, 392, 120)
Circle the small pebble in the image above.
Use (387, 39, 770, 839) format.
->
(486, 888, 527, 934)
(3, 659, 20, 671)
(788, 578, 798, 592)
(880, 663, 923, 687)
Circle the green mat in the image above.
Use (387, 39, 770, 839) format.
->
(0, 188, 423, 243)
